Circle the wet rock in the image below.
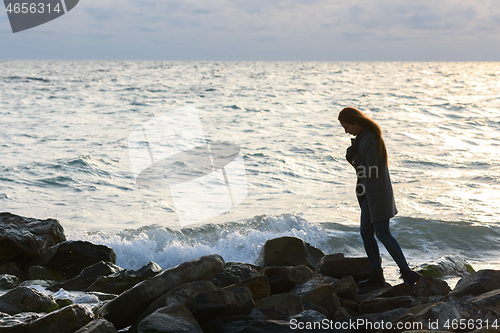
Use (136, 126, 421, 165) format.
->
(471, 289, 500, 313)
(332, 306, 352, 320)
(0, 286, 58, 315)
(0, 274, 19, 289)
(331, 275, 357, 301)
(315, 254, 372, 282)
(336, 308, 407, 333)
(28, 304, 94, 333)
(37, 241, 117, 279)
(223, 274, 270, 302)
(137, 303, 203, 333)
(0, 212, 65, 265)
(363, 283, 411, 300)
(0, 262, 27, 281)
(398, 301, 460, 331)
(412, 276, 451, 297)
(98, 254, 224, 330)
(358, 296, 416, 314)
(211, 262, 259, 288)
(0, 312, 43, 333)
(254, 236, 325, 270)
(28, 265, 65, 282)
(261, 265, 315, 294)
(291, 277, 333, 312)
(450, 270, 500, 298)
(414, 255, 475, 278)
(192, 287, 254, 324)
(254, 293, 304, 320)
(48, 261, 122, 292)
(339, 298, 359, 313)
(86, 261, 161, 295)
(203, 318, 293, 333)
(74, 318, 117, 333)
(287, 309, 327, 323)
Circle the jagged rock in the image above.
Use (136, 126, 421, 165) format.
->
(472, 289, 500, 313)
(303, 301, 330, 318)
(223, 274, 270, 302)
(28, 265, 65, 282)
(447, 296, 500, 322)
(261, 265, 315, 294)
(363, 283, 411, 300)
(137, 303, 203, 333)
(254, 293, 304, 320)
(0, 262, 27, 281)
(0, 286, 58, 315)
(0, 274, 19, 289)
(48, 261, 122, 292)
(331, 275, 357, 301)
(414, 255, 475, 278)
(332, 307, 352, 320)
(339, 298, 359, 313)
(74, 318, 117, 333)
(412, 276, 451, 297)
(0, 312, 43, 333)
(358, 296, 416, 314)
(211, 262, 259, 288)
(254, 236, 325, 270)
(287, 309, 327, 323)
(192, 287, 254, 324)
(450, 270, 500, 298)
(28, 304, 94, 333)
(315, 254, 372, 282)
(0, 212, 66, 265)
(291, 277, 333, 312)
(86, 261, 161, 294)
(397, 301, 460, 331)
(98, 254, 224, 330)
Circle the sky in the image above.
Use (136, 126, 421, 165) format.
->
(1, 0, 500, 61)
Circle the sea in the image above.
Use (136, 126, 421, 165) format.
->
(2, 60, 500, 288)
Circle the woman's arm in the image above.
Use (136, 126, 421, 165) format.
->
(351, 133, 380, 178)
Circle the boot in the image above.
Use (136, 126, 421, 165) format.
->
(401, 269, 422, 291)
(357, 269, 385, 288)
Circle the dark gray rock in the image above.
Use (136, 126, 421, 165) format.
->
(287, 309, 327, 323)
(472, 289, 500, 313)
(137, 303, 203, 333)
(412, 276, 451, 297)
(0, 212, 66, 265)
(192, 287, 254, 324)
(0, 312, 43, 333)
(315, 254, 373, 282)
(291, 277, 333, 313)
(254, 293, 304, 320)
(202, 317, 295, 333)
(28, 265, 65, 281)
(254, 236, 325, 270)
(98, 254, 224, 330)
(74, 318, 117, 333)
(334, 308, 407, 333)
(358, 296, 416, 314)
(48, 261, 122, 292)
(0, 286, 58, 315)
(0, 274, 19, 289)
(261, 265, 315, 294)
(36, 241, 117, 279)
(0, 262, 27, 281)
(450, 270, 500, 298)
(211, 263, 259, 288)
(331, 276, 357, 301)
(86, 261, 161, 295)
(223, 275, 270, 302)
(28, 304, 94, 333)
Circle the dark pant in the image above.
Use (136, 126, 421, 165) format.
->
(360, 199, 410, 271)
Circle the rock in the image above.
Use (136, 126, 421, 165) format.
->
(336, 307, 407, 332)
(98, 254, 224, 330)
(447, 296, 500, 322)
(472, 289, 500, 313)
(211, 262, 259, 288)
(331, 276, 357, 301)
(28, 265, 65, 282)
(450, 270, 500, 298)
(287, 309, 327, 323)
(0, 312, 43, 333)
(363, 283, 411, 300)
(48, 261, 122, 292)
(291, 277, 333, 313)
(261, 265, 315, 294)
(414, 255, 475, 278)
(74, 318, 117, 333)
(358, 296, 416, 314)
(192, 287, 254, 324)
(0, 274, 20, 289)
(203, 318, 293, 333)
(303, 301, 330, 318)
(0, 262, 27, 281)
(86, 261, 161, 295)
(398, 301, 460, 331)
(0, 212, 66, 265)
(315, 255, 373, 282)
(254, 236, 325, 270)
(36, 241, 117, 279)
(339, 298, 359, 313)
(86, 292, 117, 302)
(0, 286, 59, 315)
(254, 293, 304, 320)
(28, 304, 94, 333)
(332, 307, 352, 320)
(412, 276, 451, 297)
(223, 275, 270, 302)
(137, 303, 203, 333)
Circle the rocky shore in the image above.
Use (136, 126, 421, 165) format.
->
(1, 212, 500, 332)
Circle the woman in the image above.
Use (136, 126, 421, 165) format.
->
(338, 107, 421, 290)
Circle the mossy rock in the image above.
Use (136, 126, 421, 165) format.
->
(414, 255, 475, 278)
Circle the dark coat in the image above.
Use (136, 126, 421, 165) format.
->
(346, 127, 397, 223)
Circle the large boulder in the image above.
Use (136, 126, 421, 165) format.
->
(86, 261, 161, 295)
(261, 265, 315, 294)
(28, 304, 94, 333)
(472, 289, 500, 313)
(291, 278, 333, 314)
(211, 262, 259, 288)
(137, 303, 203, 333)
(74, 318, 117, 333)
(0, 286, 59, 315)
(98, 254, 224, 330)
(254, 293, 304, 320)
(412, 276, 451, 297)
(36, 241, 117, 279)
(315, 254, 372, 282)
(223, 275, 271, 302)
(450, 270, 500, 298)
(0, 312, 44, 332)
(254, 237, 325, 270)
(330, 276, 358, 301)
(358, 296, 416, 314)
(48, 261, 123, 292)
(0, 212, 65, 265)
(414, 255, 475, 278)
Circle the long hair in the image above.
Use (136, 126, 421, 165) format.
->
(338, 107, 388, 164)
